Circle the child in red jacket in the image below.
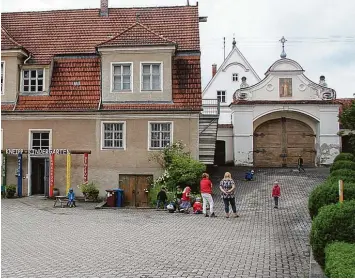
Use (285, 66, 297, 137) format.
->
(272, 181, 281, 209)
(193, 197, 203, 214)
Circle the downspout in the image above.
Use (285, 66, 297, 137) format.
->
(97, 49, 102, 111)
(13, 52, 32, 111)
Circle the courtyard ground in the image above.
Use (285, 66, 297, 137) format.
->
(1, 167, 328, 278)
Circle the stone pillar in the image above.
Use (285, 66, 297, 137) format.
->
(231, 106, 254, 166)
(319, 105, 341, 165)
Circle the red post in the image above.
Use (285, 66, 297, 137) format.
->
(84, 153, 88, 183)
(49, 153, 55, 197)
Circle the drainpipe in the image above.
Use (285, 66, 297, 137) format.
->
(24, 53, 32, 64)
(14, 53, 32, 111)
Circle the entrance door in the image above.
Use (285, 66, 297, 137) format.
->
(119, 175, 153, 207)
(31, 158, 49, 195)
(214, 140, 226, 166)
(254, 118, 315, 167)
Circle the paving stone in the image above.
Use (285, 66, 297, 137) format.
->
(1, 167, 328, 278)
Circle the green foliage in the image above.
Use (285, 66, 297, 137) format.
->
(333, 152, 355, 163)
(308, 181, 355, 219)
(339, 101, 355, 130)
(325, 242, 355, 278)
(79, 182, 99, 201)
(5, 184, 17, 198)
(327, 169, 355, 184)
(310, 200, 355, 267)
(330, 160, 355, 173)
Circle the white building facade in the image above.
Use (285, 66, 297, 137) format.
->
(202, 41, 261, 164)
(231, 56, 340, 167)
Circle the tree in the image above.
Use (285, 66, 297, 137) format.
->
(339, 101, 355, 153)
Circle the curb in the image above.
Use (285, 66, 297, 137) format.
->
(309, 250, 325, 278)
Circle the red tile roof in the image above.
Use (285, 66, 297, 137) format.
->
(1, 26, 25, 51)
(103, 55, 202, 111)
(97, 22, 176, 48)
(1, 5, 200, 64)
(336, 98, 354, 117)
(15, 57, 101, 111)
(1, 103, 15, 111)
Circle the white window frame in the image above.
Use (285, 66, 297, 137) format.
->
(21, 68, 45, 94)
(29, 129, 52, 151)
(110, 62, 133, 93)
(100, 121, 127, 150)
(232, 73, 238, 82)
(140, 62, 163, 92)
(148, 121, 173, 151)
(217, 90, 226, 103)
(1, 61, 5, 95)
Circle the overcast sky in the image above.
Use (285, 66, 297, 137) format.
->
(2, 0, 355, 98)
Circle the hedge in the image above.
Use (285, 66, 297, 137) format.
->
(308, 182, 355, 219)
(325, 242, 355, 278)
(330, 160, 355, 173)
(310, 200, 355, 267)
(327, 169, 355, 184)
(333, 152, 355, 163)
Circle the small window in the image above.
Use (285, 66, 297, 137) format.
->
(232, 73, 238, 82)
(112, 63, 132, 91)
(31, 132, 50, 150)
(1, 62, 4, 94)
(141, 63, 162, 91)
(149, 122, 172, 149)
(102, 122, 125, 149)
(22, 69, 44, 93)
(217, 90, 226, 103)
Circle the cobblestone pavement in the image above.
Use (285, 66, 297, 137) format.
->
(1, 167, 329, 278)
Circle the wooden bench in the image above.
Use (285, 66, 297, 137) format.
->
(53, 196, 76, 208)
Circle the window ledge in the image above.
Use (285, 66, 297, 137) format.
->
(20, 92, 48, 96)
(101, 148, 126, 151)
(110, 90, 133, 94)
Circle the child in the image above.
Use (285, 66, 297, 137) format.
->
(156, 187, 168, 210)
(180, 186, 191, 213)
(67, 188, 76, 208)
(245, 170, 255, 181)
(167, 201, 176, 213)
(272, 181, 281, 209)
(298, 155, 305, 172)
(193, 197, 203, 214)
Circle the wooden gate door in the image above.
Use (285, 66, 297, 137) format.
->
(254, 118, 315, 167)
(214, 140, 226, 166)
(119, 175, 153, 207)
(254, 119, 283, 167)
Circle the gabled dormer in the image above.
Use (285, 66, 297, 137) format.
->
(97, 21, 177, 103)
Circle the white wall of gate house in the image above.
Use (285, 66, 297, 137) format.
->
(230, 58, 341, 167)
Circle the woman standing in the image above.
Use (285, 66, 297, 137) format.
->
(200, 173, 216, 218)
(219, 172, 239, 218)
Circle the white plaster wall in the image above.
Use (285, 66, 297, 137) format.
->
(217, 128, 233, 163)
(219, 106, 232, 124)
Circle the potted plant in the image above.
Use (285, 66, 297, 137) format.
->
(78, 182, 99, 202)
(6, 184, 17, 198)
(53, 188, 60, 197)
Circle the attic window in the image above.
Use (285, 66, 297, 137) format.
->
(232, 73, 238, 82)
(73, 81, 81, 86)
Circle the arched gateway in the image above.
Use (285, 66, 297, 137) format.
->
(253, 118, 315, 167)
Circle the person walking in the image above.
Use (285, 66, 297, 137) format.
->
(156, 187, 168, 210)
(271, 181, 281, 209)
(297, 155, 305, 172)
(200, 173, 216, 218)
(219, 172, 239, 218)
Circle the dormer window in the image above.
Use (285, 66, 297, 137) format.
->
(232, 73, 238, 82)
(22, 69, 44, 93)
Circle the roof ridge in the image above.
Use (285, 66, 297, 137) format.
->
(1, 26, 23, 48)
(97, 21, 176, 47)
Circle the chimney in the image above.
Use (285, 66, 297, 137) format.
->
(100, 0, 108, 17)
(212, 64, 217, 78)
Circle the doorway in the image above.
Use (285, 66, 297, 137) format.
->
(214, 140, 226, 166)
(119, 175, 153, 207)
(31, 158, 49, 196)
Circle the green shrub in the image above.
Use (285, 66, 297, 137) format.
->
(5, 184, 17, 198)
(308, 182, 355, 219)
(79, 182, 99, 201)
(333, 152, 355, 163)
(327, 169, 355, 184)
(325, 242, 355, 278)
(310, 200, 355, 267)
(330, 160, 355, 173)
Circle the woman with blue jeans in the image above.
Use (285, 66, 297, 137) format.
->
(219, 172, 239, 218)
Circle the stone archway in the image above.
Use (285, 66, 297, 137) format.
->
(253, 117, 316, 167)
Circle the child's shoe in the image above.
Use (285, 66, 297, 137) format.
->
(210, 212, 216, 218)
